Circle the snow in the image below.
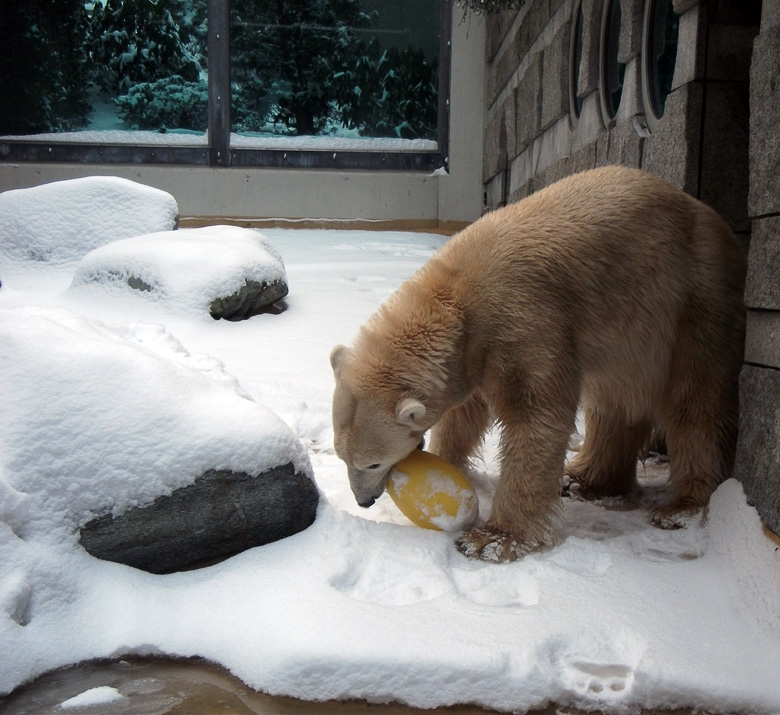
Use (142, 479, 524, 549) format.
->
(0, 177, 178, 268)
(0, 129, 208, 146)
(58, 686, 124, 710)
(227, 133, 437, 152)
(69, 225, 287, 318)
(1, 179, 780, 714)
(0, 307, 311, 531)
(1, 129, 437, 152)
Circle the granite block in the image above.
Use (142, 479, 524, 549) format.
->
(744, 216, 780, 311)
(734, 364, 780, 536)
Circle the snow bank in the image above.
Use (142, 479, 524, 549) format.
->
(0, 177, 178, 268)
(0, 306, 311, 532)
(228, 132, 437, 151)
(6, 481, 776, 714)
(707, 479, 780, 635)
(68, 226, 287, 319)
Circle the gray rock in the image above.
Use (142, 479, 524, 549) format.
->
(209, 277, 289, 321)
(540, 20, 571, 132)
(79, 463, 319, 574)
(744, 310, 780, 369)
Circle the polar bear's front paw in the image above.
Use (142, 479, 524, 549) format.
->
(455, 526, 550, 562)
(650, 498, 706, 530)
(455, 527, 518, 562)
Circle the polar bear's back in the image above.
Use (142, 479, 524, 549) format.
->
(447, 167, 732, 287)
(423, 166, 745, 418)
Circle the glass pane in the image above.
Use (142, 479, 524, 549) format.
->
(602, 0, 625, 120)
(570, 2, 584, 120)
(648, 0, 680, 118)
(87, 0, 209, 136)
(0, 0, 208, 141)
(229, 0, 440, 147)
(0, 1, 92, 135)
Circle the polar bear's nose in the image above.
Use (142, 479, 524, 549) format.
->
(358, 497, 376, 508)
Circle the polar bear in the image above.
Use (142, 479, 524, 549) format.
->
(330, 166, 746, 561)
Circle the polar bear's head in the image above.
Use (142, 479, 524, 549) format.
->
(330, 344, 429, 508)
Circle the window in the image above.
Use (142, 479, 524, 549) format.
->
(599, 0, 625, 125)
(569, 0, 584, 128)
(0, 0, 451, 171)
(641, 0, 680, 130)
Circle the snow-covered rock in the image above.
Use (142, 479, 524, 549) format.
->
(68, 226, 288, 320)
(0, 176, 178, 268)
(0, 306, 313, 541)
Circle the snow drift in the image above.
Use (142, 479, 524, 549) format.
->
(0, 176, 178, 268)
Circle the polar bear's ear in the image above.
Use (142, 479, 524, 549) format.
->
(396, 398, 427, 429)
(330, 345, 351, 377)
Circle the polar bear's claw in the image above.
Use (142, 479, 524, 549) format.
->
(455, 527, 522, 562)
(456, 524, 557, 562)
(650, 500, 706, 530)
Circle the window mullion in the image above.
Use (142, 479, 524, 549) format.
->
(208, 0, 231, 167)
(438, 0, 452, 172)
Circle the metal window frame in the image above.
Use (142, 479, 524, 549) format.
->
(0, 0, 451, 172)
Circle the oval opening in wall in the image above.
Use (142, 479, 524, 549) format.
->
(641, 0, 680, 131)
(569, 0, 584, 128)
(599, 0, 626, 126)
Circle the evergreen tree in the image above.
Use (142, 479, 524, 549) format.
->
(333, 40, 438, 140)
(230, 0, 374, 135)
(115, 75, 208, 131)
(88, 0, 206, 95)
(0, 0, 91, 134)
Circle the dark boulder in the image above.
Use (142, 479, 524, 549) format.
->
(80, 463, 319, 574)
(209, 277, 289, 320)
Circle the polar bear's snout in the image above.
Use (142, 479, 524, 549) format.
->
(348, 467, 390, 509)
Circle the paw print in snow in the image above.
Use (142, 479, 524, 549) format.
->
(1, 570, 33, 626)
(566, 660, 635, 696)
(548, 627, 647, 705)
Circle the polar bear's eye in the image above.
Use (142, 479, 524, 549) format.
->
(367, 463, 381, 470)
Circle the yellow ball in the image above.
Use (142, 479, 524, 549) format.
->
(387, 451, 479, 532)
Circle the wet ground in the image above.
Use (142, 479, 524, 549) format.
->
(0, 657, 491, 715)
(0, 656, 709, 715)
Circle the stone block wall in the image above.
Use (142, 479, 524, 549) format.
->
(483, 0, 777, 532)
(483, 0, 757, 246)
(734, 5, 780, 535)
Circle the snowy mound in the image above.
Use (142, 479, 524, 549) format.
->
(68, 226, 288, 319)
(0, 176, 178, 268)
(0, 306, 311, 531)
